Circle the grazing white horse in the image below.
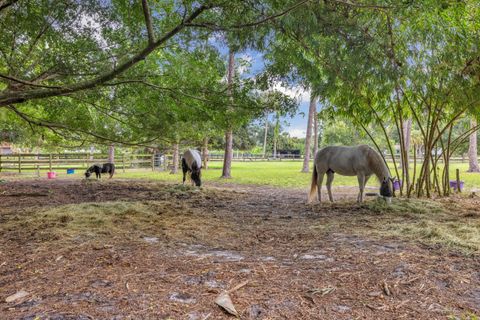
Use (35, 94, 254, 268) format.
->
(182, 149, 202, 186)
(308, 145, 393, 203)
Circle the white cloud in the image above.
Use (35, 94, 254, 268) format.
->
(237, 54, 253, 75)
(240, 53, 253, 63)
(269, 82, 311, 104)
(286, 128, 307, 138)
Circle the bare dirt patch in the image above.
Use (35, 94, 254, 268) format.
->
(0, 179, 479, 319)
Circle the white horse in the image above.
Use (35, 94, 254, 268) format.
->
(308, 145, 393, 203)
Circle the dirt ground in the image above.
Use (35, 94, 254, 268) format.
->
(0, 178, 479, 320)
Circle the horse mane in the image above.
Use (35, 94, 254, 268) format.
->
(365, 146, 390, 181)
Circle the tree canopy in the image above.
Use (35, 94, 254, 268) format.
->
(1, 0, 479, 196)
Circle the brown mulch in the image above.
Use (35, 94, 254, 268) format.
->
(0, 179, 479, 320)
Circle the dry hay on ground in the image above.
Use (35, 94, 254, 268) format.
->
(0, 179, 479, 319)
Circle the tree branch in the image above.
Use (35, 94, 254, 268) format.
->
(7, 105, 169, 147)
(0, 73, 62, 89)
(186, 0, 310, 30)
(102, 79, 217, 103)
(141, 0, 155, 44)
(329, 0, 392, 10)
(0, 0, 17, 12)
(0, 4, 211, 107)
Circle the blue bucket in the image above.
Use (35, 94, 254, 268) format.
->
(67, 168, 75, 174)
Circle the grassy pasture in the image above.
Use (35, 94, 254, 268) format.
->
(93, 161, 480, 190)
(5, 160, 480, 191)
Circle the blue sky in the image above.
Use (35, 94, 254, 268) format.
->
(240, 49, 313, 138)
(214, 43, 313, 138)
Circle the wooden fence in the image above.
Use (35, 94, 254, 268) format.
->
(0, 153, 157, 173)
(0, 152, 475, 174)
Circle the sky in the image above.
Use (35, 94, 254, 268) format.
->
(240, 50, 313, 138)
(214, 42, 314, 138)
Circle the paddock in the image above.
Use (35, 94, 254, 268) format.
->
(0, 175, 479, 319)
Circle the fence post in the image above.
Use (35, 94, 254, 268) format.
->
(122, 154, 125, 173)
(456, 168, 461, 193)
(0, 154, 2, 173)
(151, 154, 155, 171)
(49, 154, 52, 171)
(18, 154, 21, 173)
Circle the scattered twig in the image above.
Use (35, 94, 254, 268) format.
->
(227, 280, 249, 294)
(307, 286, 336, 296)
(382, 280, 392, 296)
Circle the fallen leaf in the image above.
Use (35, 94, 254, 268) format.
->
(215, 292, 238, 317)
(5, 290, 29, 303)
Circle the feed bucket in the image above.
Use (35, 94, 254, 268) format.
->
(449, 180, 464, 191)
(67, 168, 75, 174)
(393, 180, 402, 191)
(47, 172, 56, 179)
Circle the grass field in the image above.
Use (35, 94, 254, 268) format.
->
(122, 161, 480, 190)
(6, 160, 478, 191)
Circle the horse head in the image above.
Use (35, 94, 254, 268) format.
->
(380, 177, 393, 198)
(191, 169, 202, 187)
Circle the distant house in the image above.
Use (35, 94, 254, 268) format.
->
(0, 142, 13, 155)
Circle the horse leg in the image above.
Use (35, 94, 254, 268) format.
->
(182, 160, 188, 185)
(317, 171, 325, 203)
(357, 174, 365, 203)
(326, 171, 335, 202)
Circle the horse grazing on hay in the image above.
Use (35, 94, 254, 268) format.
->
(182, 149, 202, 187)
(308, 145, 393, 203)
(85, 163, 115, 179)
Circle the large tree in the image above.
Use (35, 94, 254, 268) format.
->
(467, 118, 480, 172)
(301, 93, 316, 173)
(0, 0, 310, 145)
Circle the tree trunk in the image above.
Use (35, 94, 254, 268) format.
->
(313, 104, 319, 157)
(263, 114, 268, 157)
(221, 130, 233, 178)
(301, 93, 316, 173)
(468, 118, 480, 172)
(273, 112, 279, 158)
(401, 118, 412, 169)
(202, 137, 209, 170)
(170, 143, 179, 174)
(221, 49, 235, 178)
(108, 144, 114, 163)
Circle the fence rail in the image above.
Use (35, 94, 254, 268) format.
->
(0, 153, 156, 173)
(0, 152, 475, 174)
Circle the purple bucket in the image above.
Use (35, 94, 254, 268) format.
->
(393, 180, 402, 191)
(449, 181, 464, 190)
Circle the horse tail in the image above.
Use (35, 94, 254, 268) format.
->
(308, 164, 318, 203)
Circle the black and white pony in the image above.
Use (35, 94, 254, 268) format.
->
(182, 149, 202, 187)
(85, 163, 115, 179)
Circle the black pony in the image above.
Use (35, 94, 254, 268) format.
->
(85, 163, 115, 179)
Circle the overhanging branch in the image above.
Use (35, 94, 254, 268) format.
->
(7, 105, 169, 147)
(0, 4, 211, 107)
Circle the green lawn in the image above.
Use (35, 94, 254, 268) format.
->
(111, 161, 480, 190)
(4, 160, 480, 190)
